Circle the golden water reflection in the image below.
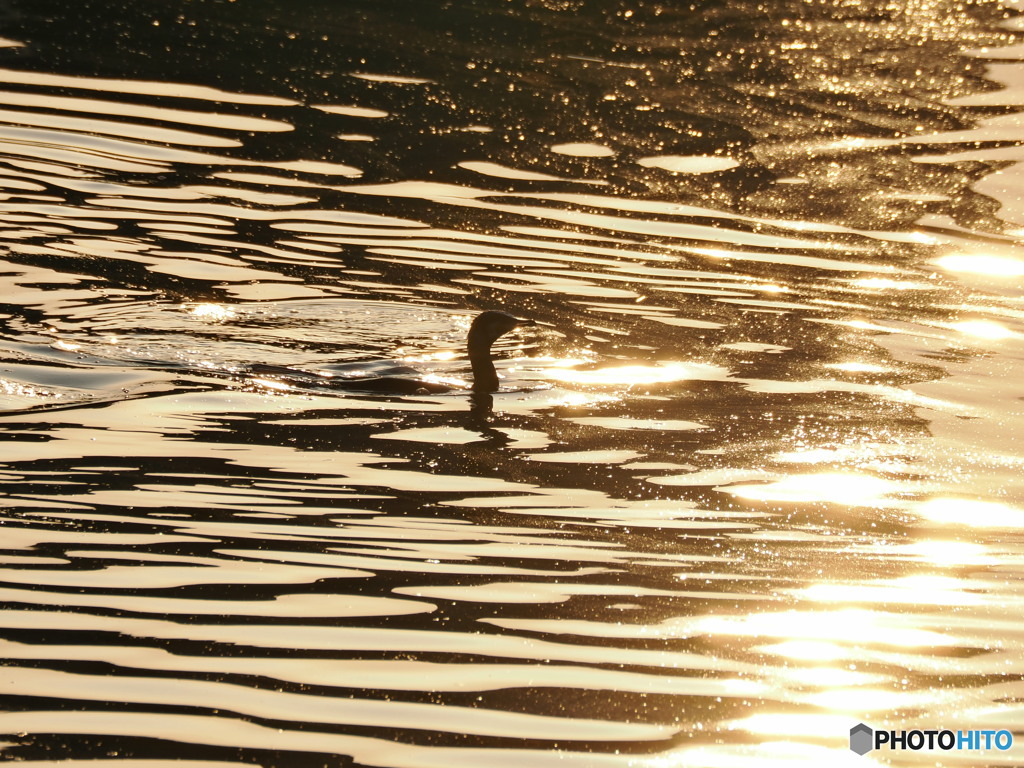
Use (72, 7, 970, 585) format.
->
(725, 473, 899, 507)
(696, 609, 957, 649)
(950, 318, 1017, 340)
(915, 498, 1024, 528)
(935, 252, 1024, 278)
(800, 576, 989, 608)
(0, 0, 1023, 764)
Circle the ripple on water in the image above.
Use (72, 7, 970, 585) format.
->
(1, 2, 1024, 766)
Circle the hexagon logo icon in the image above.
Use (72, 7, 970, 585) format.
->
(850, 722, 874, 755)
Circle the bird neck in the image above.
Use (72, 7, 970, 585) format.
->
(468, 337, 499, 392)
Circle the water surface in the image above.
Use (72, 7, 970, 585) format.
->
(2, 0, 1024, 766)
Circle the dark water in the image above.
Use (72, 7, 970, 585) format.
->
(1, 0, 1024, 765)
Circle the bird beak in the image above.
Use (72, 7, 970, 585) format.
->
(516, 318, 537, 327)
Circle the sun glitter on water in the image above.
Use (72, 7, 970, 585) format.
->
(184, 302, 237, 322)
(546, 361, 729, 387)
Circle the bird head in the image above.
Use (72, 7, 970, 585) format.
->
(467, 310, 535, 350)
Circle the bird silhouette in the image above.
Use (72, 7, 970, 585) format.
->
(249, 310, 535, 394)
